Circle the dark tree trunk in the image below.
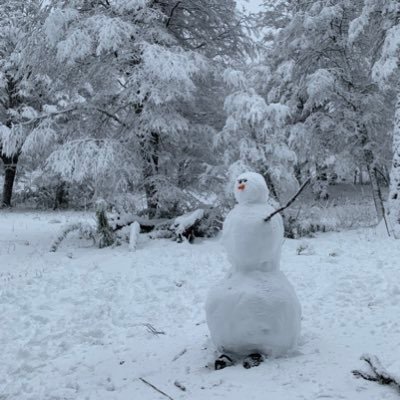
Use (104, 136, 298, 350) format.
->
(388, 89, 400, 237)
(359, 123, 388, 232)
(1, 153, 19, 207)
(1, 75, 21, 208)
(142, 132, 160, 217)
(53, 181, 68, 210)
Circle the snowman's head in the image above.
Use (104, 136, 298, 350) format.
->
(234, 172, 270, 204)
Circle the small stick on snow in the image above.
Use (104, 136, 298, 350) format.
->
(143, 323, 165, 336)
(139, 378, 175, 400)
(172, 348, 187, 362)
(174, 380, 186, 392)
(352, 354, 400, 391)
(264, 176, 312, 222)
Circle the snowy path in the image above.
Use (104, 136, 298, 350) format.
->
(1, 211, 400, 400)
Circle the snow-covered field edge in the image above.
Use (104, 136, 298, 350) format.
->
(1, 210, 400, 400)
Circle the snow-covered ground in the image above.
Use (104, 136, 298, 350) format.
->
(1, 210, 400, 400)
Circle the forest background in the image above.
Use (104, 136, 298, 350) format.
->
(2, 0, 400, 239)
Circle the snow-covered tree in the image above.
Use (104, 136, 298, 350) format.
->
(258, 0, 392, 216)
(41, 0, 250, 216)
(0, 2, 51, 206)
(349, 1, 400, 235)
(217, 66, 297, 202)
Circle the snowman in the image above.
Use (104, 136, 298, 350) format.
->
(205, 172, 301, 369)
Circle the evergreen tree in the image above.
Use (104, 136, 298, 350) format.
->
(258, 0, 392, 215)
(0, 1, 54, 206)
(349, 1, 400, 235)
(42, 0, 250, 216)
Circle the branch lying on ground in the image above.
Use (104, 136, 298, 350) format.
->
(352, 354, 400, 392)
(142, 323, 165, 336)
(264, 176, 312, 222)
(50, 222, 95, 252)
(172, 348, 187, 362)
(139, 378, 175, 400)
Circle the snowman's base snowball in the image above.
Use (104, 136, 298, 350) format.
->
(206, 269, 301, 359)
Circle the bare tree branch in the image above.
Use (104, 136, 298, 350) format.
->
(95, 107, 127, 127)
(264, 176, 312, 222)
(166, 1, 181, 28)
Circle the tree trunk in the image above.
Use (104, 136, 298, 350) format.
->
(53, 181, 68, 210)
(388, 90, 400, 237)
(366, 164, 386, 223)
(142, 132, 160, 218)
(359, 123, 388, 231)
(1, 153, 19, 207)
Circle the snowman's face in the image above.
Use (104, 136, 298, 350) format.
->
(234, 172, 269, 204)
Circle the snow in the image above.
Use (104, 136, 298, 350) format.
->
(236, 0, 263, 14)
(222, 202, 283, 269)
(92, 16, 136, 56)
(206, 269, 301, 358)
(1, 210, 400, 400)
(128, 221, 140, 252)
(171, 209, 204, 237)
(223, 172, 283, 269)
(56, 28, 93, 64)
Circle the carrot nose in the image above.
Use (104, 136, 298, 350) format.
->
(238, 183, 246, 191)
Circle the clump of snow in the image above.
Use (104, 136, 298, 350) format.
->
(56, 28, 93, 64)
(171, 209, 204, 236)
(306, 69, 335, 108)
(372, 25, 400, 84)
(91, 16, 136, 56)
(129, 221, 141, 252)
(44, 8, 79, 46)
(222, 68, 247, 89)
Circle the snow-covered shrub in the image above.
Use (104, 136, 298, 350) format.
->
(95, 199, 116, 248)
(196, 206, 224, 238)
(284, 200, 377, 238)
(50, 200, 118, 251)
(50, 222, 96, 252)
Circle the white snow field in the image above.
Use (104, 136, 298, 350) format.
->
(1, 210, 400, 400)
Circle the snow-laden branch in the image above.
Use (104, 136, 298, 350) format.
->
(18, 107, 77, 126)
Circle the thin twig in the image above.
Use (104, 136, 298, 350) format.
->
(172, 348, 187, 362)
(139, 378, 175, 400)
(95, 107, 127, 127)
(264, 176, 312, 222)
(166, 1, 181, 28)
(174, 380, 186, 392)
(143, 323, 165, 336)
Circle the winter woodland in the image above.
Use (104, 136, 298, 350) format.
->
(2, 1, 400, 399)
